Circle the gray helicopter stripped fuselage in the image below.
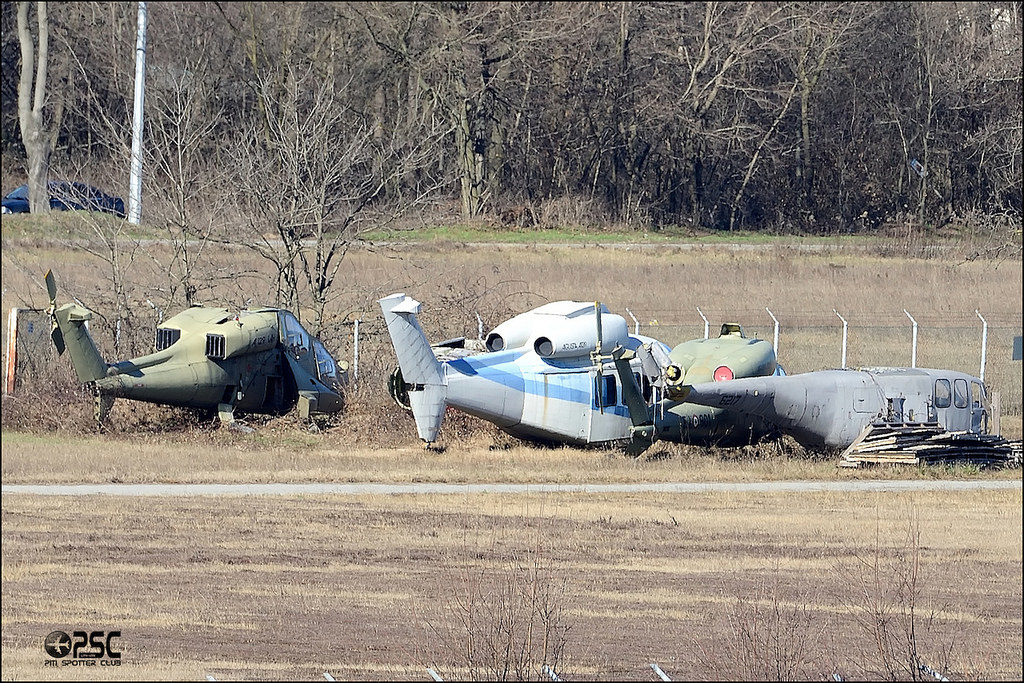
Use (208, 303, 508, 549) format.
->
(678, 367, 990, 449)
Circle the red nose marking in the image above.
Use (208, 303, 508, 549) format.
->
(713, 365, 734, 382)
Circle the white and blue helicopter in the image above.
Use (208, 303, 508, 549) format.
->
(379, 293, 784, 453)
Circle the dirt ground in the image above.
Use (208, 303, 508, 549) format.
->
(2, 480, 1021, 681)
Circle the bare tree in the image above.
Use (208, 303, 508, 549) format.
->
(5, 2, 1019, 237)
(230, 64, 447, 337)
(143, 58, 227, 308)
(427, 555, 573, 681)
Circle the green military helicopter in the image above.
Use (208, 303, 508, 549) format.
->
(45, 270, 348, 426)
(614, 321, 785, 450)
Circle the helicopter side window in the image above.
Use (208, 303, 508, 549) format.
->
(971, 381, 985, 409)
(280, 312, 309, 356)
(313, 339, 338, 385)
(933, 379, 951, 409)
(953, 379, 969, 409)
(594, 374, 617, 408)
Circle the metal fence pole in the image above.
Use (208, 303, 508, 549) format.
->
(976, 309, 988, 382)
(5, 308, 19, 395)
(353, 319, 360, 381)
(650, 663, 672, 681)
(904, 310, 918, 368)
(834, 309, 848, 369)
(765, 307, 779, 354)
(625, 307, 640, 336)
(696, 307, 709, 339)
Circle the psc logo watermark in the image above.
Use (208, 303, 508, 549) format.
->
(43, 630, 122, 667)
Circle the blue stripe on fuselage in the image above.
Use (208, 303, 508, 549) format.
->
(446, 350, 630, 418)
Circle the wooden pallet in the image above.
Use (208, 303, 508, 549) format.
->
(840, 422, 1021, 468)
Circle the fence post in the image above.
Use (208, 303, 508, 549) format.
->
(976, 309, 988, 382)
(541, 664, 561, 681)
(904, 310, 918, 368)
(625, 307, 640, 336)
(650, 663, 672, 681)
(696, 307, 709, 339)
(834, 309, 848, 369)
(353, 319, 360, 381)
(765, 307, 779, 354)
(5, 308, 19, 395)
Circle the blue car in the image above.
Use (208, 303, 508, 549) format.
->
(1, 181, 126, 217)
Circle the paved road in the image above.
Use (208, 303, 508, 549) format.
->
(2, 479, 1019, 497)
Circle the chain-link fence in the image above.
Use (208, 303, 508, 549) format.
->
(6, 306, 1022, 430)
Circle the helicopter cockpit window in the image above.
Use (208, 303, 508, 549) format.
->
(312, 339, 339, 386)
(933, 379, 951, 409)
(280, 312, 310, 356)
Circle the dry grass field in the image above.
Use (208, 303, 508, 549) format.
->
(2, 230, 1022, 680)
(2, 487, 1021, 680)
(2, 429, 1021, 487)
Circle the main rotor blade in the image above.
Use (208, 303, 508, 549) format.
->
(624, 436, 653, 458)
(612, 347, 653, 428)
(45, 270, 57, 305)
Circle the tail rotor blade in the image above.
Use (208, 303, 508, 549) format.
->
(51, 324, 66, 356)
(45, 270, 57, 306)
(45, 269, 65, 354)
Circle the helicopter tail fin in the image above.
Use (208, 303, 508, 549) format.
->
(379, 293, 447, 444)
(45, 271, 107, 383)
(53, 303, 108, 383)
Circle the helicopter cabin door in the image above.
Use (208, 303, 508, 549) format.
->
(278, 312, 343, 415)
(932, 377, 972, 432)
(969, 380, 987, 433)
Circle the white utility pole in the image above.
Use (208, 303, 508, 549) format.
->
(696, 307, 709, 339)
(128, 1, 147, 224)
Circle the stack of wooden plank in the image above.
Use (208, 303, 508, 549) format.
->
(839, 422, 1022, 468)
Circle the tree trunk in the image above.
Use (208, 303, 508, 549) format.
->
(17, 1, 51, 214)
(799, 86, 813, 210)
